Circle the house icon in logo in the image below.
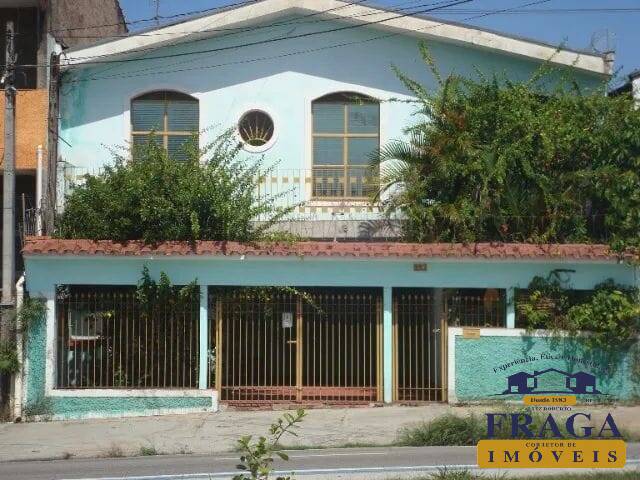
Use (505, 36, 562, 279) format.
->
(503, 368, 600, 395)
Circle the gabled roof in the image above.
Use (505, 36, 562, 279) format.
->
(61, 0, 612, 75)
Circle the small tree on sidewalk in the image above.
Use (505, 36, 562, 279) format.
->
(56, 131, 295, 243)
(234, 409, 306, 480)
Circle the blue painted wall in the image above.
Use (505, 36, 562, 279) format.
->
(454, 334, 640, 402)
(25, 256, 635, 295)
(23, 311, 213, 420)
(58, 15, 604, 218)
(23, 254, 637, 417)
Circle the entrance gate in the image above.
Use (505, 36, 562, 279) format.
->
(393, 289, 447, 402)
(209, 288, 382, 405)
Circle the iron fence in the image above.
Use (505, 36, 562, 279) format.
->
(445, 288, 506, 328)
(208, 287, 382, 405)
(393, 289, 445, 402)
(55, 286, 200, 389)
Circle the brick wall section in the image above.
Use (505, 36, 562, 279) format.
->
(50, 0, 127, 49)
(0, 89, 48, 172)
(21, 238, 621, 261)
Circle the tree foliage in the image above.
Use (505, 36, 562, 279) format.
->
(56, 131, 295, 243)
(376, 44, 640, 253)
(517, 273, 640, 348)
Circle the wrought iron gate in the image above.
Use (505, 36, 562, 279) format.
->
(209, 288, 382, 405)
(393, 289, 447, 402)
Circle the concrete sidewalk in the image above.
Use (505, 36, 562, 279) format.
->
(1, 405, 639, 462)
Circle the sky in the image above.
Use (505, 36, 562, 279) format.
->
(118, 0, 640, 84)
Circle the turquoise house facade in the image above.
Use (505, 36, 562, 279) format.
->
(55, 0, 611, 237)
(20, 239, 639, 419)
(19, 1, 634, 420)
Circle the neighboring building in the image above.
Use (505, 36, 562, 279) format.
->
(610, 69, 640, 105)
(0, 0, 125, 416)
(0, 0, 126, 287)
(16, 0, 638, 420)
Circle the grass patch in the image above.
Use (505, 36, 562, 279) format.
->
(395, 410, 634, 447)
(138, 445, 159, 456)
(101, 443, 124, 458)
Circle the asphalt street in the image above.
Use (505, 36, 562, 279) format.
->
(1, 445, 639, 480)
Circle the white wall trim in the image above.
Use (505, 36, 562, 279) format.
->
(48, 388, 217, 398)
(44, 292, 56, 398)
(61, 0, 609, 75)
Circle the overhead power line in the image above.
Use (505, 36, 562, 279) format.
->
(57, 0, 476, 65)
(58, 0, 449, 82)
(427, 7, 640, 14)
(66, 0, 557, 85)
(60, 0, 459, 40)
(49, 0, 261, 33)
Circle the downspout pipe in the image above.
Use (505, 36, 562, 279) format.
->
(12, 275, 25, 421)
(36, 145, 43, 236)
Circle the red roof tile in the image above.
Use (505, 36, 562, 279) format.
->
(22, 237, 622, 262)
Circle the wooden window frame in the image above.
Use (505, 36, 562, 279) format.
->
(131, 91, 199, 152)
(312, 95, 379, 201)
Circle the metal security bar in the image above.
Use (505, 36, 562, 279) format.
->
(302, 290, 382, 403)
(445, 288, 506, 327)
(209, 287, 382, 405)
(393, 289, 446, 402)
(56, 286, 200, 389)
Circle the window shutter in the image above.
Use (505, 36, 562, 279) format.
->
(313, 103, 344, 134)
(132, 100, 164, 131)
(167, 100, 199, 132)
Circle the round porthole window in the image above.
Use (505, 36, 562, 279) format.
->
(238, 110, 275, 149)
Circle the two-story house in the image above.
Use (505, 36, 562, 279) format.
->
(17, 0, 639, 420)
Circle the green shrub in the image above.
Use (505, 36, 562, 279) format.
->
(396, 410, 585, 447)
(375, 43, 640, 253)
(18, 297, 47, 338)
(234, 409, 306, 480)
(138, 445, 158, 456)
(56, 130, 296, 243)
(396, 414, 485, 446)
(517, 274, 640, 347)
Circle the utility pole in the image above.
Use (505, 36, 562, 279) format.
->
(1, 20, 16, 337)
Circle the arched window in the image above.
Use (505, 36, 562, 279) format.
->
(312, 92, 379, 199)
(131, 91, 199, 161)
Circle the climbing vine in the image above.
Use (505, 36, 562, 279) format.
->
(0, 297, 47, 375)
(136, 265, 199, 312)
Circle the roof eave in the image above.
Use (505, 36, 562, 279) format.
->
(60, 0, 611, 76)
